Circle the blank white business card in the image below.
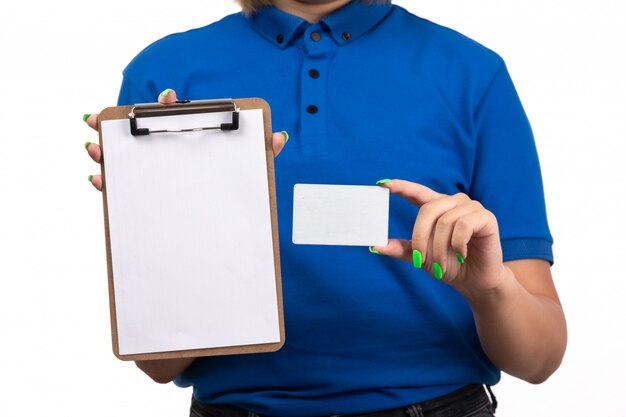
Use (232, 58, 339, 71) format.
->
(292, 184, 389, 246)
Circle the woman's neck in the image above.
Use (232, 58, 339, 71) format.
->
(273, 0, 352, 23)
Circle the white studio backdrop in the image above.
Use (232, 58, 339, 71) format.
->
(0, 0, 624, 415)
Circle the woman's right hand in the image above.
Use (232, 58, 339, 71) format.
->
(85, 89, 289, 191)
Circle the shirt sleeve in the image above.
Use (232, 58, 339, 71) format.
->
(469, 61, 554, 264)
(117, 74, 152, 106)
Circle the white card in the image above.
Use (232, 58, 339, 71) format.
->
(292, 184, 389, 246)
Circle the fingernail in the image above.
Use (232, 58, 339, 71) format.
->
(84, 141, 91, 150)
(376, 179, 392, 185)
(281, 130, 289, 143)
(83, 114, 91, 123)
(433, 262, 443, 280)
(87, 175, 93, 183)
(369, 246, 381, 255)
(412, 249, 422, 268)
(161, 88, 173, 97)
(456, 253, 465, 264)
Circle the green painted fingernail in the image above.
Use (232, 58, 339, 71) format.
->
(376, 179, 392, 185)
(161, 88, 173, 97)
(369, 246, 381, 255)
(87, 175, 93, 182)
(83, 114, 91, 123)
(281, 130, 289, 143)
(456, 253, 465, 264)
(433, 262, 443, 279)
(84, 141, 91, 150)
(412, 249, 422, 268)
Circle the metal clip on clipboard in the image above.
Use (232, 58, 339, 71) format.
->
(128, 99, 240, 136)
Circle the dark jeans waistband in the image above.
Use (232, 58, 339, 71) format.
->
(190, 384, 496, 417)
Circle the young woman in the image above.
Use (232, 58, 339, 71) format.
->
(84, 1, 567, 416)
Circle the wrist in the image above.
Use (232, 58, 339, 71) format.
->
(461, 264, 518, 311)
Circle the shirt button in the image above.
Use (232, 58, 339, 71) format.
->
(309, 69, 320, 79)
(276, 34, 284, 44)
(342, 32, 351, 41)
(306, 105, 319, 114)
(310, 31, 321, 42)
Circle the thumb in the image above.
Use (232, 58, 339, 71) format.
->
(158, 88, 178, 104)
(370, 239, 412, 263)
(376, 179, 442, 207)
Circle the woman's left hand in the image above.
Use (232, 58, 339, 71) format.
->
(372, 179, 508, 296)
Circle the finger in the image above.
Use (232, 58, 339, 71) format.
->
(88, 174, 103, 191)
(272, 131, 289, 157)
(377, 179, 443, 207)
(412, 193, 471, 266)
(450, 208, 499, 260)
(371, 239, 412, 262)
(158, 89, 178, 104)
(431, 202, 481, 276)
(84, 113, 99, 131)
(372, 238, 435, 274)
(85, 141, 102, 164)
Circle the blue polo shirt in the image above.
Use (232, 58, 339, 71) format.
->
(118, 2, 553, 416)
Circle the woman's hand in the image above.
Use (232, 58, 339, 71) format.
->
(84, 89, 289, 191)
(372, 179, 508, 296)
(374, 179, 566, 382)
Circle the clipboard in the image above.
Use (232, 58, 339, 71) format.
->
(97, 98, 284, 361)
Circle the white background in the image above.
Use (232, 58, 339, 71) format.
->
(0, 0, 624, 415)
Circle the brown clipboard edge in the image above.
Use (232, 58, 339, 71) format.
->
(98, 98, 285, 361)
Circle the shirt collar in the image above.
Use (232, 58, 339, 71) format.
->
(322, 1, 393, 45)
(245, 1, 393, 49)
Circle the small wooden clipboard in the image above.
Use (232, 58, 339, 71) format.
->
(98, 98, 284, 361)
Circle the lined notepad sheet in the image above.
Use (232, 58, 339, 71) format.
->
(101, 109, 280, 355)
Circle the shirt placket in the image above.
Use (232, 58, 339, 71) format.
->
(299, 24, 336, 156)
